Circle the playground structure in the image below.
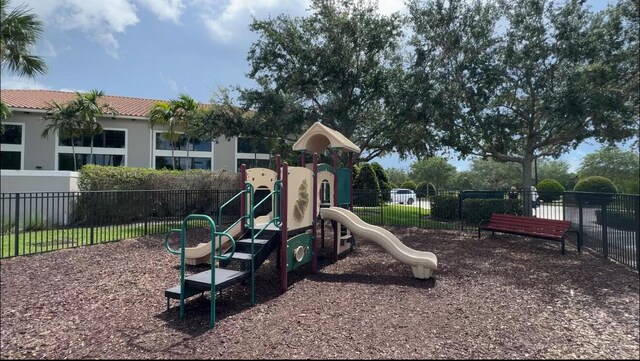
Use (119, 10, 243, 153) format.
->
(164, 121, 438, 328)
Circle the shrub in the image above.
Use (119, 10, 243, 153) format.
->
(388, 182, 398, 189)
(353, 163, 380, 206)
(574, 176, 618, 206)
(431, 195, 459, 220)
(415, 181, 429, 197)
(427, 183, 437, 197)
(400, 180, 417, 190)
(462, 199, 523, 224)
(536, 178, 565, 202)
(573, 176, 618, 194)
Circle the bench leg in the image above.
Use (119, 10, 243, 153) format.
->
(561, 239, 565, 255)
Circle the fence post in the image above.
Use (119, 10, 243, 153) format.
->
(90, 192, 95, 245)
(578, 198, 584, 248)
(14, 193, 20, 257)
(458, 192, 464, 230)
(634, 196, 639, 271)
(143, 192, 148, 236)
(601, 202, 608, 259)
(380, 192, 384, 226)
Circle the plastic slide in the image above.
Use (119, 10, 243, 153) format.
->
(319, 207, 438, 279)
(184, 214, 274, 265)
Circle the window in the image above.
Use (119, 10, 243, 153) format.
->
(56, 128, 127, 171)
(236, 137, 272, 171)
(0, 123, 24, 170)
(153, 131, 213, 170)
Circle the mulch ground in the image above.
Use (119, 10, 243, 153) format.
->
(1, 225, 638, 359)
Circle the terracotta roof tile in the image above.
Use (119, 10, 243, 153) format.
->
(0, 89, 173, 118)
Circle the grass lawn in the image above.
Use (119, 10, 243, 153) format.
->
(354, 203, 455, 228)
(1, 221, 182, 258)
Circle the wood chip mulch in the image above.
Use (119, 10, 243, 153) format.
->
(1, 225, 638, 359)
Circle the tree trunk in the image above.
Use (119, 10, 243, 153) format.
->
(186, 137, 191, 170)
(522, 157, 534, 216)
(72, 141, 77, 171)
(171, 141, 176, 170)
(90, 136, 95, 165)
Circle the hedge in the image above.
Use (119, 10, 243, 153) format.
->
(431, 195, 522, 223)
(595, 209, 639, 232)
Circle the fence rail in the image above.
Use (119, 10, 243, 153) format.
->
(1, 188, 638, 271)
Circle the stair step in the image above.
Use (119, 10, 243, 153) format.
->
(253, 223, 280, 231)
(164, 284, 202, 300)
(184, 268, 249, 291)
(223, 252, 253, 262)
(237, 238, 270, 245)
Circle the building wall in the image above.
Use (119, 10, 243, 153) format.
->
(3, 110, 268, 174)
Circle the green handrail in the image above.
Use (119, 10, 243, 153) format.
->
(217, 188, 249, 231)
(171, 214, 238, 329)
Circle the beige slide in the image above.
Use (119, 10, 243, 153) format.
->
(319, 207, 438, 279)
(184, 222, 242, 266)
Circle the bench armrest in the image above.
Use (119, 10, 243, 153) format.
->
(478, 219, 491, 227)
(565, 229, 582, 253)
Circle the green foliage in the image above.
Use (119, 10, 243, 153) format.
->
(388, 182, 398, 189)
(431, 195, 459, 220)
(353, 163, 380, 206)
(574, 176, 618, 194)
(78, 165, 238, 191)
(467, 158, 522, 190)
(385, 167, 409, 186)
(415, 181, 429, 197)
(206, 0, 406, 161)
(400, 180, 417, 190)
(462, 199, 523, 224)
(371, 162, 391, 201)
(578, 146, 639, 194)
(404, 0, 638, 208)
(536, 178, 565, 202)
(409, 157, 456, 190)
(537, 159, 575, 190)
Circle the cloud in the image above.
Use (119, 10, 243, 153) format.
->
(135, 0, 185, 23)
(199, 0, 308, 43)
(160, 72, 179, 92)
(0, 76, 52, 90)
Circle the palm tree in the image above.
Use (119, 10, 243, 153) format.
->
(72, 90, 117, 165)
(0, 0, 46, 77)
(41, 101, 82, 171)
(148, 101, 179, 169)
(171, 94, 200, 170)
(1, 0, 47, 134)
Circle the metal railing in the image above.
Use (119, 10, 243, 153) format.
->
(1, 189, 242, 259)
(352, 189, 639, 271)
(2, 188, 637, 271)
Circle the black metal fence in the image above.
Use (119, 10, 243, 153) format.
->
(0, 189, 242, 259)
(352, 189, 639, 271)
(2, 188, 638, 271)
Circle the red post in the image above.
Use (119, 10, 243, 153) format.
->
(280, 162, 289, 294)
(300, 151, 305, 167)
(240, 163, 247, 235)
(275, 155, 281, 270)
(312, 152, 318, 274)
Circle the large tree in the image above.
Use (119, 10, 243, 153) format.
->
(41, 101, 82, 171)
(0, 0, 47, 134)
(405, 0, 638, 214)
(577, 146, 639, 194)
(199, 0, 405, 160)
(409, 157, 456, 190)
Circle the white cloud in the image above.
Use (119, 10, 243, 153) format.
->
(0, 76, 52, 90)
(160, 72, 179, 92)
(199, 0, 308, 43)
(38, 39, 59, 58)
(135, 0, 185, 23)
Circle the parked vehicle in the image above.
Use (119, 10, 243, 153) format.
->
(390, 188, 416, 205)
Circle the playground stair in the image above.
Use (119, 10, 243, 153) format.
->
(164, 227, 280, 306)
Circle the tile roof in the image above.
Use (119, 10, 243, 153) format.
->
(0, 89, 170, 118)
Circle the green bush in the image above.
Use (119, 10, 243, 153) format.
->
(371, 162, 391, 202)
(415, 181, 429, 197)
(574, 176, 618, 206)
(354, 163, 380, 206)
(73, 165, 241, 226)
(431, 195, 459, 220)
(400, 180, 417, 190)
(536, 178, 565, 202)
(462, 199, 523, 224)
(574, 176, 618, 194)
(427, 183, 437, 197)
(388, 182, 398, 189)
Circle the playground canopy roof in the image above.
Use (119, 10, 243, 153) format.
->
(292, 122, 361, 154)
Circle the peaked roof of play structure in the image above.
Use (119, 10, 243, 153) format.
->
(292, 122, 361, 154)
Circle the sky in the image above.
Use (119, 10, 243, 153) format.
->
(1, 0, 631, 173)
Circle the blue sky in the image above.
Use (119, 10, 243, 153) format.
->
(2, 0, 631, 173)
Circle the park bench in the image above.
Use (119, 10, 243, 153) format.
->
(478, 213, 581, 255)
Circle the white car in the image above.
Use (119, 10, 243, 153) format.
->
(390, 188, 416, 205)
